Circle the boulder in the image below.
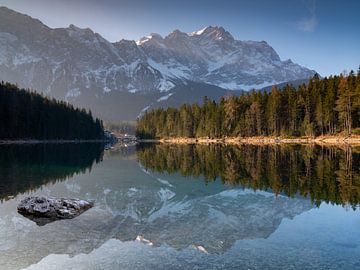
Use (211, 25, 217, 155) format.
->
(17, 196, 94, 226)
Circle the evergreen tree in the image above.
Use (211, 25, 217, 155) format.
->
(335, 75, 353, 136)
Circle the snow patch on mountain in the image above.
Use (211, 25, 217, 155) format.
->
(148, 58, 191, 80)
(218, 80, 283, 91)
(103, 86, 111, 93)
(137, 105, 151, 118)
(157, 80, 175, 92)
(206, 51, 241, 72)
(136, 36, 152, 46)
(189, 27, 208, 36)
(157, 92, 174, 102)
(65, 88, 81, 100)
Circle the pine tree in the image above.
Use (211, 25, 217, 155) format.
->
(335, 75, 354, 136)
(267, 86, 281, 136)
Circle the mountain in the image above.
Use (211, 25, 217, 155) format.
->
(0, 7, 316, 120)
(137, 26, 314, 90)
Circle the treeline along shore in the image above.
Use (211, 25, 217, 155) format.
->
(0, 81, 105, 140)
(137, 70, 360, 144)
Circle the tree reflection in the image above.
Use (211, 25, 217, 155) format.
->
(0, 143, 104, 201)
(137, 143, 360, 208)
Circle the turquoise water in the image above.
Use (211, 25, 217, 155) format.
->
(0, 144, 359, 270)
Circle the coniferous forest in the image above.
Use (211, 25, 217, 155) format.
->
(0, 81, 104, 140)
(137, 70, 360, 139)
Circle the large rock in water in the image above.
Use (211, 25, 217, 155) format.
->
(17, 196, 94, 226)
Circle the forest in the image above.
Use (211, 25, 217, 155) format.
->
(137, 70, 360, 139)
(0, 81, 104, 140)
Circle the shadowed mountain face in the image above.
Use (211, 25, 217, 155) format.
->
(0, 7, 315, 120)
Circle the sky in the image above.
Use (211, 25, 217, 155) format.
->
(0, 0, 359, 76)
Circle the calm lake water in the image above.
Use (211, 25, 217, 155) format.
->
(0, 143, 359, 270)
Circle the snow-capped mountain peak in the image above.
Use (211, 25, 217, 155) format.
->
(0, 8, 316, 120)
(136, 33, 163, 45)
(193, 26, 234, 41)
(135, 25, 314, 91)
(190, 27, 208, 36)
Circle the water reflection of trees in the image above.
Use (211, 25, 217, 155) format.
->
(0, 143, 104, 201)
(137, 144, 360, 208)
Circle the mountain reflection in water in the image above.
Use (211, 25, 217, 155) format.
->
(0, 143, 359, 270)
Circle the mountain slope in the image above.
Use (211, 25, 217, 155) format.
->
(0, 7, 316, 120)
(138, 26, 315, 90)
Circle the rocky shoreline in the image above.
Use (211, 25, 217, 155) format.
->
(139, 136, 360, 146)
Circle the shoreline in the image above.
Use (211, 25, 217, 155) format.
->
(139, 136, 360, 146)
(0, 139, 114, 145)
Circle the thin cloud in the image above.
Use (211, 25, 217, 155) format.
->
(297, 0, 318, 32)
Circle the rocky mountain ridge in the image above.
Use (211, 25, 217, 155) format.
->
(0, 7, 316, 120)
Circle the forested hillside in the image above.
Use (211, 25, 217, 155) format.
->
(0, 81, 104, 140)
(137, 70, 360, 139)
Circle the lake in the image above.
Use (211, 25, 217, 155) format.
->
(0, 143, 359, 270)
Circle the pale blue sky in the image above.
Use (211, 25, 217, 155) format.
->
(1, 0, 359, 76)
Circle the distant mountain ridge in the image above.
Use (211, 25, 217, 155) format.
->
(0, 7, 316, 120)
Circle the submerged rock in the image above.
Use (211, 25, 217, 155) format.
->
(17, 196, 94, 226)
